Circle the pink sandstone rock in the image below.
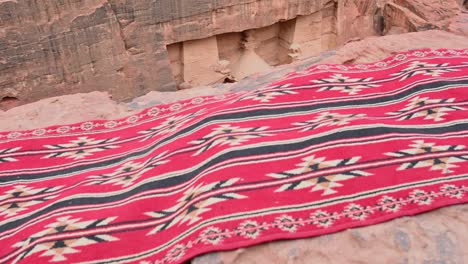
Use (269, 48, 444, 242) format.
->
(3, 0, 467, 107)
(0, 0, 334, 105)
(0, 92, 132, 131)
(322, 30, 468, 65)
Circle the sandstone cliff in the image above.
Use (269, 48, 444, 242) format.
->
(2, 0, 467, 108)
(0, 0, 333, 105)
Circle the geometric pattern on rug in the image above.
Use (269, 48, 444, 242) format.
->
(0, 48, 467, 263)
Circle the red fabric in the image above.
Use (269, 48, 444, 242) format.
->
(0, 48, 467, 263)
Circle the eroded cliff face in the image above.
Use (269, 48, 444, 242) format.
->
(0, 0, 467, 107)
(336, 0, 463, 42)
(0, 0, 335, 106)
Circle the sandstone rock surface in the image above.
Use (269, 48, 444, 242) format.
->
(0, 91, 132, 131)
(321, 30, 468, 64)
(0, 0, 333, 105)
(2, 0, 467, 107)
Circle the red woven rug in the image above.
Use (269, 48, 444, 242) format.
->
(1, 49, 468, 264)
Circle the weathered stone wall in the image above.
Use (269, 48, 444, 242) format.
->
(0, 0, 330, 105)
(335, 0, 461, 43)
(1, 0, 465, 106)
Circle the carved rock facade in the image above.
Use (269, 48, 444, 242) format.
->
(0, 0, 467, 106)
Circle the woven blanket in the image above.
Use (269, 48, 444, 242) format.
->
(1, 49, 468, 264)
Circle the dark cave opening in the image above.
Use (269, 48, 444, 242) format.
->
(0, 96, 20, 111)
(374, 9, 386, 36)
